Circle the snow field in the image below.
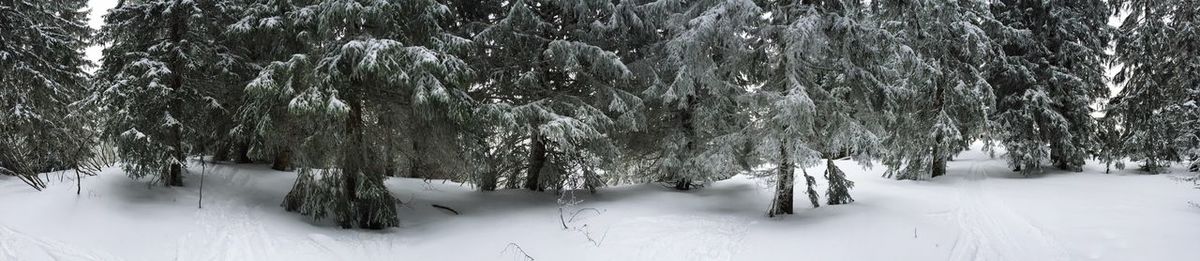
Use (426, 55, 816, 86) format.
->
(2, 146, 1198, 260)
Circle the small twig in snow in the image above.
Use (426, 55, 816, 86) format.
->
(502, 243, 535, 261)
(568, 208, 602, 223)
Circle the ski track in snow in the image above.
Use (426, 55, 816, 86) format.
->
(0, 223, 121, 261)
(943, 160, 1072, 261)
(605, 215, 751, 261)
(177, 200, 279, 261)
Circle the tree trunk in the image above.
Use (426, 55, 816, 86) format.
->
(384, 156, 397, 177)
(340, 96, 364, 229)
(673, 96, 697, 191)
(164, 150, 184, 186)
(479, 171, 498, 191)
(271, 149, 291, 171)
(769, 142, 794, 217)
(235, 143, 253, 163)
(931, 156, 947, 178)
(213, 143, 231, 162)
(930, 77, 946, 179)
(406, 140, 420, 178)
(524, 127, 546, 191)
(673, 178, 691, 190)
(163, 4, 186, 187)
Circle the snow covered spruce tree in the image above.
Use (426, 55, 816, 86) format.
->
(635, 0, 761, 190)
(465, 0, 641, 192)
(752, 0, 899, 216)
(188, 1, 257, 166)
(1176, 88, 1200, 172)
(877, 0, 998, 180)
(228, 0, 321, 171)
(987, 0, 1112, 175)
(95, 0, 229, 186)
(249, 0, 473, 229)
(0, 0, 95, 190)
(1095, 116, 1126, 173)
(748, 0, 817, 215)
(1108, 0, 1200, 173)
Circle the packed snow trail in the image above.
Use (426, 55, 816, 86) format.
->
(942, 155, 1072, 261)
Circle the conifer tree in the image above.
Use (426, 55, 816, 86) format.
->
(0, 0, 95, 190)
(1096, 115, 1125, 173)
(95, 0, 228, 186)
(466, 0, 642, 192)
(570, 0, 680, 188)
(1109, 0, 1200, 173)
(754, 0, 898, 216)
(228, 0, 320, 171)
(250, 0, 473, 229)
(638, 0, 761, 190)
(878, 0, 998, 180)
(987, 0, 1112, 175)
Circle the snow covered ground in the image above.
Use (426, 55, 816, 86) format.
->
(2, 145, 1199, 261)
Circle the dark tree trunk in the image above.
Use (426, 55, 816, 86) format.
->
(340, 96, 365, 229)
(479, 171, 498, 191)
(235, 143, 253, 163)
(407, 158, 419, 178)
(769, 142, 794, 217)
(165, 153, 184, 186)
(1053, 157, 1081, 172)
(406, 140, 420, 178)
(384, 157, 397, 177)
(213, 143, 231, 162)
(271, 149, 291, 171)
(931, 156, 947, 178)
(163, 4, 186, 187)
(930, 78, 946, 179)
(524, 128, 546, 191)
(673, 178, 692, 190)
(673, 96, 698, 191)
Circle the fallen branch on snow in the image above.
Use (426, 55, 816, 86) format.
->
(432, 204, 460, 215)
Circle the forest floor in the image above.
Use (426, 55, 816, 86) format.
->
(2, 144, 1199, 261)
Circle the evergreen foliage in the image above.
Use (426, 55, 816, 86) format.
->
(0, 0, 95, 190)
(95, 0, 230, 186)
(465, 0, 642, 192)
(248, 0, 473, 228)
(25, 0, 1200, 229)
(878, 0, 999, 180)
(634, 0, 761, 190)
(228, 0, 319, 171)
(988, 0, 1112, 175)
(1109, 0, 1200, 173)
(753, 0, 899, 215)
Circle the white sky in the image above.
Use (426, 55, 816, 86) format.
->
(85, 0, 119, 64)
